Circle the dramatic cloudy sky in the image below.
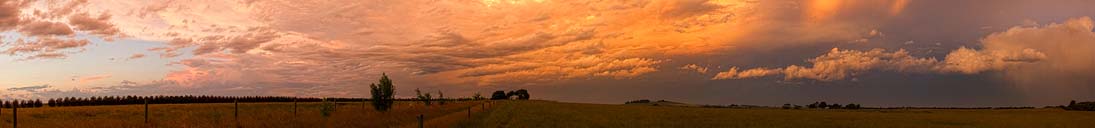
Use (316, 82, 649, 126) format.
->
(1, 0, 1093, 107)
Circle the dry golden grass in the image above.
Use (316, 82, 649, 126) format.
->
(459, 100, 1095, 128)
(0, 101, 490, 128)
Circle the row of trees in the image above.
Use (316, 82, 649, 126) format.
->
(490, 89, 530, 100)
(0, 96, 332, 108)
(43, 96, 334, 107)
(804, 102, 862, 109)
(367, 73, 533, 111)
(2, 100, 44, 108)
(1065, 100, 1095, 111)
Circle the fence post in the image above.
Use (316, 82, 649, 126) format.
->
(418, 114, 424, 128)
(234, 99, 239, 125)
(13, 100, 17, 128)
(468, 107, 471, 118)
(144, 98, 149, 124)
(293, 98, 298, 115)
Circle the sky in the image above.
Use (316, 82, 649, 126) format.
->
(0, 0, 1093, 107)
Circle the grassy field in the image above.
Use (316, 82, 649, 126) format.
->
(2, 100, 1093, 127)
(0, 101, 491, 128)
(459, 100, 1095, 128)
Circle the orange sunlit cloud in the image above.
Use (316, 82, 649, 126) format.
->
(1, 0, 1093, 106)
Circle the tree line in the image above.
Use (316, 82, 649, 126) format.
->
(2, 100, 43, 108)
(490, 89, 530, 100)
(366, 73, 531, 111)
(1064, 100, 1095, 111)
(0, 73, 518, 110)
(0, 95, 459, 108)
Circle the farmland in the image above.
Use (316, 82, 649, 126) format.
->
(0, 101, 491, 128)
(1, 100, 1093, 127)
(459, 101, 1095, 128)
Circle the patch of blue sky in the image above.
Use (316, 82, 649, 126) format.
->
(0, 32, 193, 90)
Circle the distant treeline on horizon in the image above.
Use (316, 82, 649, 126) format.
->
(0, 95, 478, 108)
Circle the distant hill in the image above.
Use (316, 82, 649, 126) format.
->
(623, 99, 696, 107)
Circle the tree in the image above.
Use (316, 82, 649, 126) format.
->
(437, 90, 445, 105)
(369, 73, 396, 111)
(34, 99, 42, 107)
(514, 89, 530, 100)
(1068, 100, 1077, 110)
(320, 98, 336, 117)
(472, 92, 484, 100)
(845, 104, 860, 109)
(819, 102, 828, 109)
(782, 104, 792, 109)
(490, 91, 507, 100)
(505, 91, 516, 99)
(829, 103, 843, 109)
(415, 88, 431, 106)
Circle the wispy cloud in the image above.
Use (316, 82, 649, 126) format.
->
(74, 74, 112, 84)
(7, 84, 51, 92)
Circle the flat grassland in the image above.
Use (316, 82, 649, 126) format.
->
(2, 100, 1093, 127)
(459, 101, 1095, 128)
(0, 101, 489, 128)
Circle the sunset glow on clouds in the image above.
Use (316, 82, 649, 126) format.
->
(1, 0, 1093, 106)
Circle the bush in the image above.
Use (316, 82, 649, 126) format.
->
(369, 73, 396, 111)
(415, 89, 432, 106)
(490, 91, 507, 100)
(1066, 100, 1095, 111)
(320, 98, 336, 117)
(514, 89, 530, 100)
(829, 103, 843, 109)
(625, 99, 651, 104)
(472, 92, 484, 100)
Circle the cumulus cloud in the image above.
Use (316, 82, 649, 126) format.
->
(68, 12, 121, 37)
(680, 64, 709, 74)
(18, 21, 75, 36)
(712, 17, 1095, 81)
(972, 17, 1095, 92)
(0, 0, 123, 60)
(0, 0, 909, 97)
(0, 0, 29, 30)
(712, 47, 1049, 81)
(713, 67, 781, 80)
(3, 38, 90, 59)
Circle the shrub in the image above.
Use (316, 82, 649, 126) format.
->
(472, 92, 484, 100)
(438, 90, 445, 105)
(829, 103, 843, 109)
(845, 104, 861, 109)
(1066, 100, 1095, 111)
(369, 73, 396, 111)
(490, 91, 507, 100)
(514, 89, 530, 100)
(625, 99, 652, 104)
(320, 98, 336, 117)
(415, 89, 431, 106)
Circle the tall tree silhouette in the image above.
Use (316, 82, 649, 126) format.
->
(370, 73, 396, 111)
